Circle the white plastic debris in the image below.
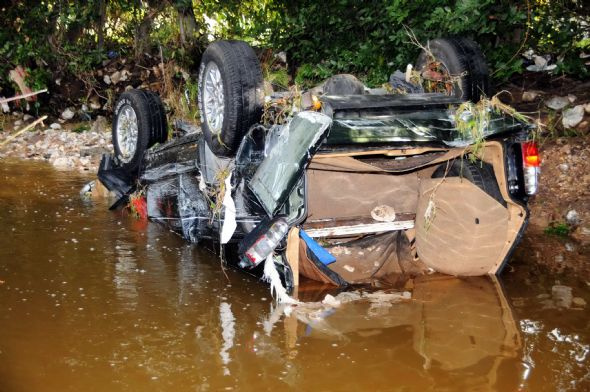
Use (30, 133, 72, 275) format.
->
(526, 55, 557, 72)
(322, 294, 341, 307)
(263, 255, 299, 305)
(0, 98, 9, 113)
(220, 173, 237, 244)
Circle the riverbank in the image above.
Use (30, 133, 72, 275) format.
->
(0, 114, 111, 172)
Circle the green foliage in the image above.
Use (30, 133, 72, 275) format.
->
(252, 0, 530, 86)
(294, 64, 332, 88)
(227, 0, 587, 86)
(544, 221, 571, 237)
(0, 0, 587, 102)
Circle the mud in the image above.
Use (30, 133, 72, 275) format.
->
(0, 160, 589, 391)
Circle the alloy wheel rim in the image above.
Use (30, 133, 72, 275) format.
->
(115, 104, 139, 163)
(203, 62, 225, 134)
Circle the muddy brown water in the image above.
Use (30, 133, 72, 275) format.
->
(0, 160, 589, 392)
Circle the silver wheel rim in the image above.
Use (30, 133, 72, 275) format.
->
(115, 104, 138, 163)
(203, 62, 224, 134)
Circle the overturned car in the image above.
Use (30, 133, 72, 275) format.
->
(96, 39, 540, 290)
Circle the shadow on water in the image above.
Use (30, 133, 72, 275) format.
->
(0, 160, 588, 391)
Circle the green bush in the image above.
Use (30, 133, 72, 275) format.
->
(231, 0, 588, 87)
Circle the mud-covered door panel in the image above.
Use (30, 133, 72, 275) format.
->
(248, 112, 332, 216)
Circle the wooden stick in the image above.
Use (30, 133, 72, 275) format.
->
(0, 116, 48, 147)
(0, 89, 48, 104)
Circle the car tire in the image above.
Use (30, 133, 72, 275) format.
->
(415, 38, 490, 102)
(198, 40, 264, 157)
(432, 159, 505, 206)
(112, 89, 167, 174)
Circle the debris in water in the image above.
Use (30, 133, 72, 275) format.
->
(262, 255, 299, 305)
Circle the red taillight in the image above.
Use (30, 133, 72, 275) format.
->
(522, 141, 541, 167)
(521, 141, 540, 195)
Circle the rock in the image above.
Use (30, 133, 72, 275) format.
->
(572, 297, 587, 307)
(554, 254, 564, 263)
(562, 105, 585, 128)
(552, 285, 573, 308)
(585, 103, 590, 114)
(79, 157, 91, 166)
(52, 157, 73, 169)
(50, 123, 62, 130)
(558, 163, 569, 172)
(80, 146, 109, 157)
(90, 116, 109, 133)
(565, 242, 575, 252)
(103, 75, 111, 85)
(546, 96, 570, 111)
(110, 71, 122, 85)
(23, 114, 33, 122)
(89, 95, 101, 110)
(577, 121, 590, 133)
(522, 91, 541, 102)
(61, 107, 75, 120)
(571, 226, 590, 243)
(567, 94, 577, 103)
(565, 209, 580, 226)
(13, 120, 23, 127)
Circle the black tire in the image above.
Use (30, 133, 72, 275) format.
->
(415, 38, 490, 102)
(144, 90, 168, 144)
(198, 40, 264, 157)
(432, 159, 505, 206)
(323, 74, 365, 95)
(112, 89, 166, 174)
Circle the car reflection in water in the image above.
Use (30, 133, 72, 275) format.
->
(260, 275, 523, 390)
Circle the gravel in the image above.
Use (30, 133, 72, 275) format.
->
(0, 116, 112, 173)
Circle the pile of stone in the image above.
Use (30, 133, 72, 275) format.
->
(521, 91, 590, 132)
(0, 113, 112, 172)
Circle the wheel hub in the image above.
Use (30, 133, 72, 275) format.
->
(115, 104, 138, 163)
(203, 62, 225, 134)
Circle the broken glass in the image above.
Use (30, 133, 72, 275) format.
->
(248, 111, 332, 216)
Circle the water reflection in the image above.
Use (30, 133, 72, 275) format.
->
(258, 275, 522, 390)
(0, 160, 589, 392)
